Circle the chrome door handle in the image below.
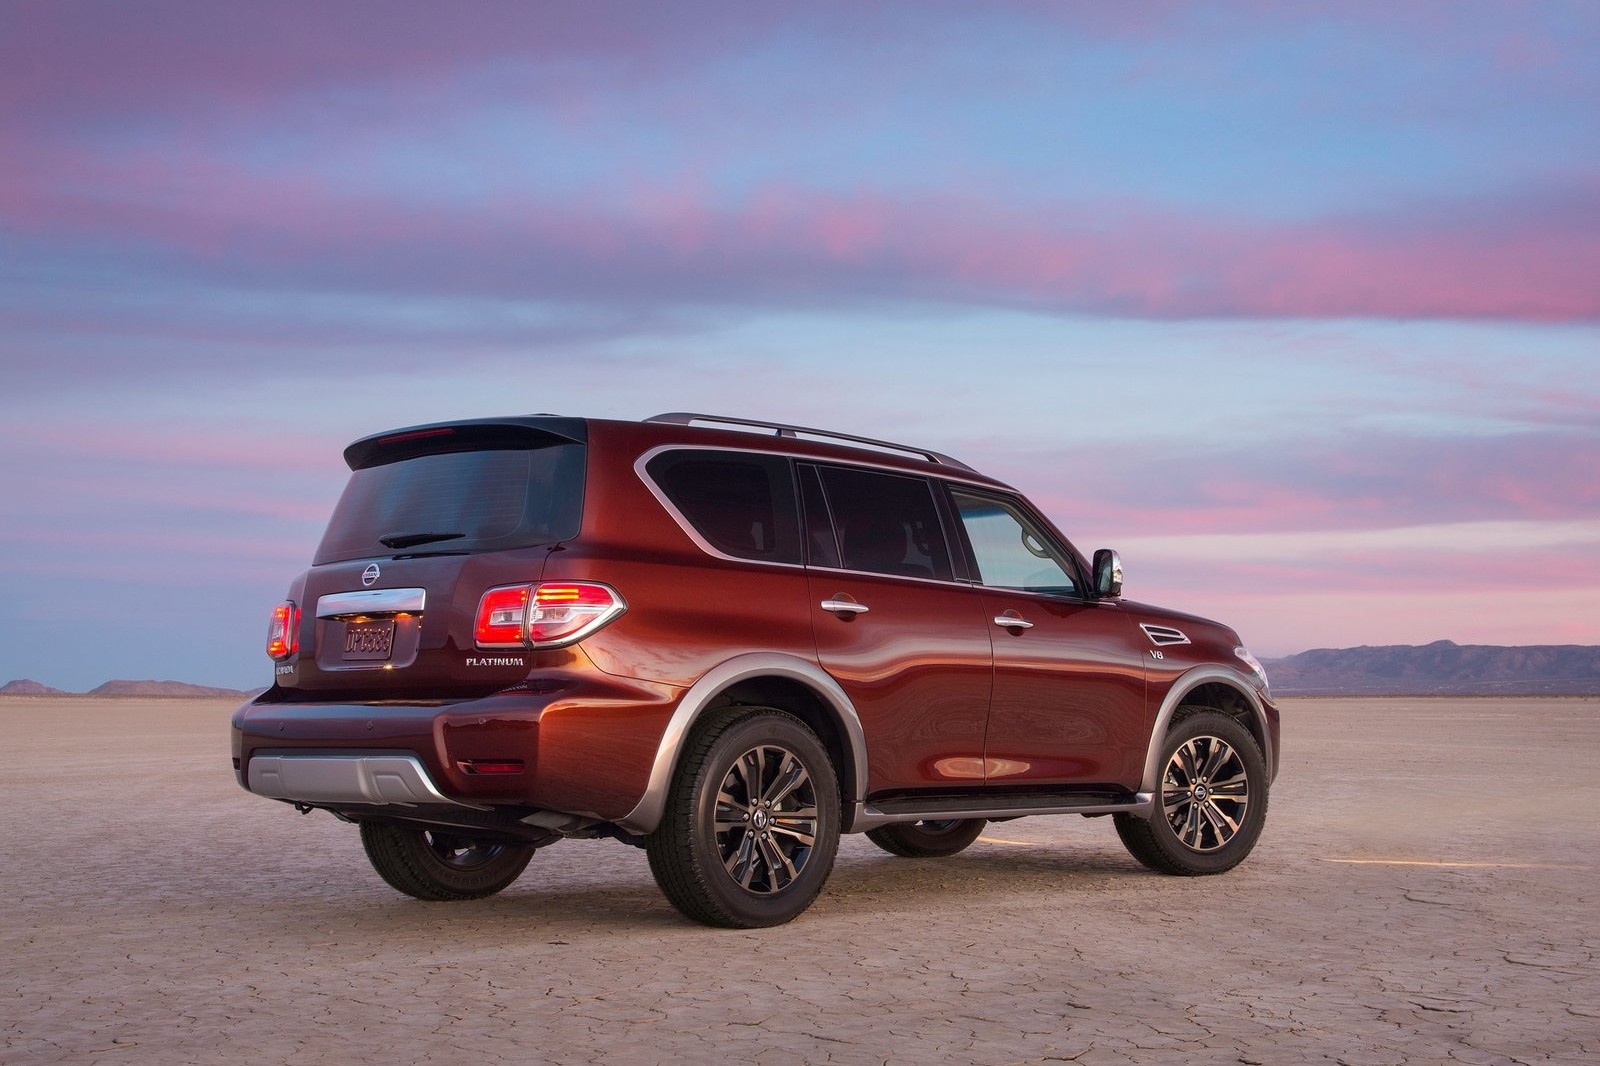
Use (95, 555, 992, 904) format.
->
(821, 600, 869, 615)
(994, 613, 1034, 630)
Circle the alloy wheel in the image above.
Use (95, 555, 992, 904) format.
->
(1161, 735, 1250, 852)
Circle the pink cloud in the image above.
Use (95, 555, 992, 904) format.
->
(6, 137, 1597, 324)
(987, 425, 1600, 539)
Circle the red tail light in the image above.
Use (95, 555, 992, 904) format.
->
(474, 585, 530, 647)
(266, 601, 300, 660)
(474, 581, 625, 650)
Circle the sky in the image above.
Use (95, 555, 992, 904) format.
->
(2, 1, 1597, 691)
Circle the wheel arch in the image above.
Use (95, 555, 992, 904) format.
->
(617, 653, 868, 835)
(1141, 666, 1275, 793)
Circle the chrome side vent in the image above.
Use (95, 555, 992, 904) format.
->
(1140, 623, 1191, 648)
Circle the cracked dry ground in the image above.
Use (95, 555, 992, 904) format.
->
(3, 696, 1596, 1066)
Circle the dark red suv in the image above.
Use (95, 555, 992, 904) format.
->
(233, 413, 1279, 927)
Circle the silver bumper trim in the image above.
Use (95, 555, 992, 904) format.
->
(247, 754, 487, 810)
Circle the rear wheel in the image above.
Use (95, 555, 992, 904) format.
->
(866, 819, 986, 857)
(1115, 710, 1268, 875)
(647, 708, 840, 928)
(359, 823, 535, 901)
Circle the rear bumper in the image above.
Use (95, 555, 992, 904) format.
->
(231, 673, 680, 822)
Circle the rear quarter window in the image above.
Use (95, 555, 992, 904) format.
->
(645, 449, 802, 564)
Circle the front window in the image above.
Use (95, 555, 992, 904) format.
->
(951, 490, 1077, 594)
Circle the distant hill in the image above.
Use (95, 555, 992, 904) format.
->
(1265, 641, 1600, 696)
(0, 679, 68, 696)
(0, 678, 254, 699)
(87, 679, 254, 699)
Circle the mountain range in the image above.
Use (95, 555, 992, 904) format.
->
(0, 679, 257, 699)
(1263, 640, 1600, 696)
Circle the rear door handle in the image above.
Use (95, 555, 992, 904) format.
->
(994, 612, 1033, 630)
(821, 600, 869, 615)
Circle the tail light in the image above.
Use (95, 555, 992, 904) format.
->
(474, 581, 626, 650)
(266, 601, 300, 660)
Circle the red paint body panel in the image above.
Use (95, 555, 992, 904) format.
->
(807, 570, 994, 794)
(980, 594, 1151, 789)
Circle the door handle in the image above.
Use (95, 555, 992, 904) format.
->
(821, 599, 869, 616)
(994, 612, 1034, 630)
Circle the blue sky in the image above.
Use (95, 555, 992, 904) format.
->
(1, 1, 1596, 690)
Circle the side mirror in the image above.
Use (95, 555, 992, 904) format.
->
(1093, 549, 1123, 598)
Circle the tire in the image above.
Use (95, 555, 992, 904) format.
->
(646, 708, 840, 928)
(1115, 710, 1268, 876)
(866, 819, 986, 857)
(359, 822, 535, 901)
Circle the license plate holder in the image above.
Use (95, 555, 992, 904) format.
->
(342, 620, 395, 662)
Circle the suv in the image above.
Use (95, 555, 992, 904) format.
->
(233, 413, 1278, 927)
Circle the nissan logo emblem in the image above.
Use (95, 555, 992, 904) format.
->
(362, 564, 381, 587)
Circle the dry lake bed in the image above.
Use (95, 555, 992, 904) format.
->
(2, 695, 1596, 1065)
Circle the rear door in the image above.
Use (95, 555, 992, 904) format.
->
(948, 488, 1151, 790)
(801, 464, 994, 794)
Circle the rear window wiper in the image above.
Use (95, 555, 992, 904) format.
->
(378, 531, 467, 550)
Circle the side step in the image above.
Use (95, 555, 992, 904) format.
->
(852, 790, 1154, 832)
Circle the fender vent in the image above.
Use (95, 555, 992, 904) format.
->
(1140, 624, 1191, 648)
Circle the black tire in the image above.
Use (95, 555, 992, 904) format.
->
(866, 819, 986, 857)
(1115, 710, 1268, 876)
(646, 708, 840, 928)
(359, 822, 535, 901)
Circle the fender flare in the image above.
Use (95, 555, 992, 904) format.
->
(617, 653, 869, 835)
(1140, 665, 1276, 793)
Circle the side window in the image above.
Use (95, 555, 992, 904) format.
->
(951, 489, 1077, 594)
(813, 465, 953, 580)
(646, 450, 802, 563)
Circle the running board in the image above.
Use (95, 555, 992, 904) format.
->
(850, 791, 1154, 833)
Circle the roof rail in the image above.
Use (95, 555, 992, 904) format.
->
(645, 412, 975, 472)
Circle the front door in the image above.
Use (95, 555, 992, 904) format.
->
(949, 488, 1150, 790)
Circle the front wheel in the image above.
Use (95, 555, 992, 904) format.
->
(647, 708, 840, 928)
(359, 823, 535, 901)
(866, 819, 986, 857)
(1115, 710, 1268, 876)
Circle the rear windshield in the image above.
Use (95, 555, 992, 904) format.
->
(314, 444, 585, 564)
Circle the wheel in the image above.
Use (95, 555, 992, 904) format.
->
(866, 819, 986, 857)
(1115, 710, 1268, 876)
(359, 822, 535, 901)
(646, 708, 840, 928)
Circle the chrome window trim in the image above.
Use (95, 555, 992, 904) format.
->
(1139, 665, 1276, 791)
(635, 445, 1100, 601)
(634, 443, 1082, 592)
(316, 587, 427, 618)
(617, 652, 870, 835)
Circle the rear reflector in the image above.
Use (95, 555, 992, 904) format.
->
(474, 581, 625, 650)
(266, 601, 300, 660)
(458, 759, 525, 775)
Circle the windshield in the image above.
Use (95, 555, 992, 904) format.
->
(314, 444, 585, 564)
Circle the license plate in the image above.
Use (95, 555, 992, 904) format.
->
(342, 620, 395, 661)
